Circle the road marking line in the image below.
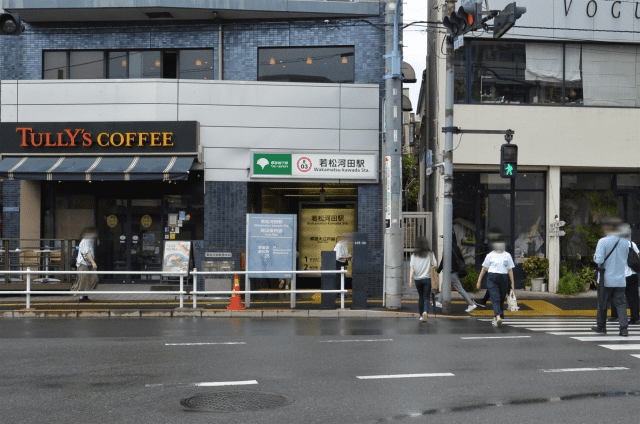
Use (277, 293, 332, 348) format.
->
(320, 339, 393, 343)
(539, 367, 629, 373)
(524, 328, 595, 331)
(572, 336, 640, 342)
(632, 354, 640, 359)
(460, 336, 532, 340)
(600, 344, 640, 350)
(165, 342, 246, 346)
(146, 380, 258, 388)
(548, 332, 640, 336)
(356, 373, 454, 380)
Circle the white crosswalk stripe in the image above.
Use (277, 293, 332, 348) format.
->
(491, 318, 640, 361)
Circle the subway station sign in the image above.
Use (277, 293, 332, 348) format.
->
(0, 121, 199, 155)
(251, 152, 378, 180)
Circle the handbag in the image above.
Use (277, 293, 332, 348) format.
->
(507, 289, 519, 312)
(430, 252, 440, 292)
(628, 242, 640, 273)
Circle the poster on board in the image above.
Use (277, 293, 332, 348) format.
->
(299, 206, 356, 277)
(162, 241, 191, 274)
(246, 214, 296, 279)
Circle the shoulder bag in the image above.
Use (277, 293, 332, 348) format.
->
(595, 238, 620, 287)
(628, 242, 640, 273)
(430, 252, 440, 293)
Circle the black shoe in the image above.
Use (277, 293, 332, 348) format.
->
(620, 328, 629, 337)
(79, 297, 90, 303)
(591, 326, 607, 333)
(608, 317, 618, 322)
(629, 320, 640, 325)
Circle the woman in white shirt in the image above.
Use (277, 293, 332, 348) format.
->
(476, 240, 515, 327)
(409, 237, 437, 323)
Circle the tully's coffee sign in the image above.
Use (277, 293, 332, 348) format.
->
(0, 121, 198, 155)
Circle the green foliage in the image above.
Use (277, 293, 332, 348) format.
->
(576, 266, 595, 289)
(523, 279, 531, 287)
(570, 190, 618, 255)
(522, 256, 549, 278)
(459, 264, 480, 293)
(557, 273, 581, 295)
(402, 155, 419, 212)
(557, 264, 590, 295)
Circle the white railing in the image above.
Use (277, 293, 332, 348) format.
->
(191, 268, 348, 309)
(0, 267, 348, 309)
(0, 269, 188, 309)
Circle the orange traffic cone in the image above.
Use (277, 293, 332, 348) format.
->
(227, 274, 247, 310)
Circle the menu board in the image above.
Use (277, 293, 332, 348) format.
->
(162, 241, 191, 274)
(299, 206, 356, 276)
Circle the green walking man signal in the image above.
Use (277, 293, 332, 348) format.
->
(500, 144, 517, 179)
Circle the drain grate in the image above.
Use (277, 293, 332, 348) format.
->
(180, 390, 294, 413)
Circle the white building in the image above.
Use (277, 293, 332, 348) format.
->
(425, 0, 640, 292)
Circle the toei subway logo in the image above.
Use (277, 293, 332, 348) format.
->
(15, 127, 175, 148)
(297, 157, 312, 173)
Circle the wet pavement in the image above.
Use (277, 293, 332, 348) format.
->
(1, 317, 639, 423)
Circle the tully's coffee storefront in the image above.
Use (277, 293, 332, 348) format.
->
(0, 121, 202, 284)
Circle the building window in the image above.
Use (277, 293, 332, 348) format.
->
(179, 49, 214, 80)
(43, 49, 214, 80)
(258, 46, 355, 83)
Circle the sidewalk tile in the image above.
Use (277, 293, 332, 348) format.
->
(173, 308, 202, 318)
(201, 309, 233, 317)
(338, 309, 367, 318)
(14, 309, 46, 318)
(110, 309, 141, 318)
(277, 310, 309, 318)
(309, 310, 339, 318)
(0, 311, 12, 318)
(262, 311, 279, 318)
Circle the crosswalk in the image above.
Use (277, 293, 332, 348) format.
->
(480, 318, 640, 361)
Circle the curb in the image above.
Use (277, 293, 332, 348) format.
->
(2, 308, 425, 319)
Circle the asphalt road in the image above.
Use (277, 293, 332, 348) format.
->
(1, 317, 639, 424)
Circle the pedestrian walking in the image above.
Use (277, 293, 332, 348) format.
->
(437, 232, 478, 312)
(333, 236, 351, 296)
(409, 237, 436, 323)
(476, 239, 515, 327)
(593, 219, 629, 336)
(71, 227, 99, 302)
(609, 224, 639, 325)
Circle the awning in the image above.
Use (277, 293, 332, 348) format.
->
(0, 156, 195, 181)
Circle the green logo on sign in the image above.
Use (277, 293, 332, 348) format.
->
(254, 154, 292, 175)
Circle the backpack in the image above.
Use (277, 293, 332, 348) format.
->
(628, 242, 640, 273)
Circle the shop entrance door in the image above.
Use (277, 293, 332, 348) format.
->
(97, 198, 163, 283)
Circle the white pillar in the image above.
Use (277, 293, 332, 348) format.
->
(546, 167, 561, 293)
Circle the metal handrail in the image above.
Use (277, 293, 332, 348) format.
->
(190, 268, 348, 309)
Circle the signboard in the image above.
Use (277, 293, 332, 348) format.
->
(461, 0, 482, 6)
(251, 152, 378, 181)
(205, 252, 233, 258)
(299, 206, 355, 277)
(3, 207, 19, 212)
(385, 156, 391, 228)
(162, 241, 191, 274)
(0, 121, 199, 155)
(246, 214, 296, 279)
(453, 36, 464, 50)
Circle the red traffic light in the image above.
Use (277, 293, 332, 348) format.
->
(466, 14, 474, 26)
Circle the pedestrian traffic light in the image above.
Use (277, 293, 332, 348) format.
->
(443, 6, 482, 37)
(500, 144, 517, 179)
(493, 2, 526, 39)
(0, 13, 24, 36)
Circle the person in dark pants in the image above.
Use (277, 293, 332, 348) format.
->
(592, 219, 629, 336)
(333, 236, 351, 296)
(475, 227, 505, 309)
(609, 225, 639, 325)
(409, 237, 437, 323)
(476, 239, 515, 327)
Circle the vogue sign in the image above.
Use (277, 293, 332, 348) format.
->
(0, 121, 199, 154)
(564, 0, 640, 19)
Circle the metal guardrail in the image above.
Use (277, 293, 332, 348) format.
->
(0, 268, 348, 310)
(191, 268, 348, 309)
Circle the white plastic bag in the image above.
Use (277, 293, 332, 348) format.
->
(507, 289, 519, 312)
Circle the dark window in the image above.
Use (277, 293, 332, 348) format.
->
(258, 46, 355, 83)
(179, 49, 214, 80)
(44, 51, 68, 80)
(108, 52, 128, 79)
(129, 51, 162, 78)
(70, 51, 105, 79)
(163, 51, 177, 79)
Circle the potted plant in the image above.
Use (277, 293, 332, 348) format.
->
(522, 256, 549, 292)
(576, 266, 595, 291)
(523, 279, 532, 291)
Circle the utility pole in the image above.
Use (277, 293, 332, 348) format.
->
(440, 0, 456, 314)
(383, 0, 403, 309)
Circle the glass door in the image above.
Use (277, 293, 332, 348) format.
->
(97, 198, 129, 282)
(130, 199, 163, 282)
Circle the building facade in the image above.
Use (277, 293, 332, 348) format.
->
(0, 0, 385, 293)
(426, 0, 640, 292)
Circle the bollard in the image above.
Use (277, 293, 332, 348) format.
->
(192, 268, 198, 309)
(179, 272, 184, 308)
(26, 267, 31, 309)
(340, 267, 345, 309)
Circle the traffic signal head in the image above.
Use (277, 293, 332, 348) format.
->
(444, 6, 483, 37)
(0, 13, 24, 36)
(493, 2, 526, 39)
(500, 144, 518, 179)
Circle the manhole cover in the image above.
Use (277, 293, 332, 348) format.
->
(180, 390, 294, 413)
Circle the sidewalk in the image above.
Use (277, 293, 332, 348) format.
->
(0, 285, 602, 318)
